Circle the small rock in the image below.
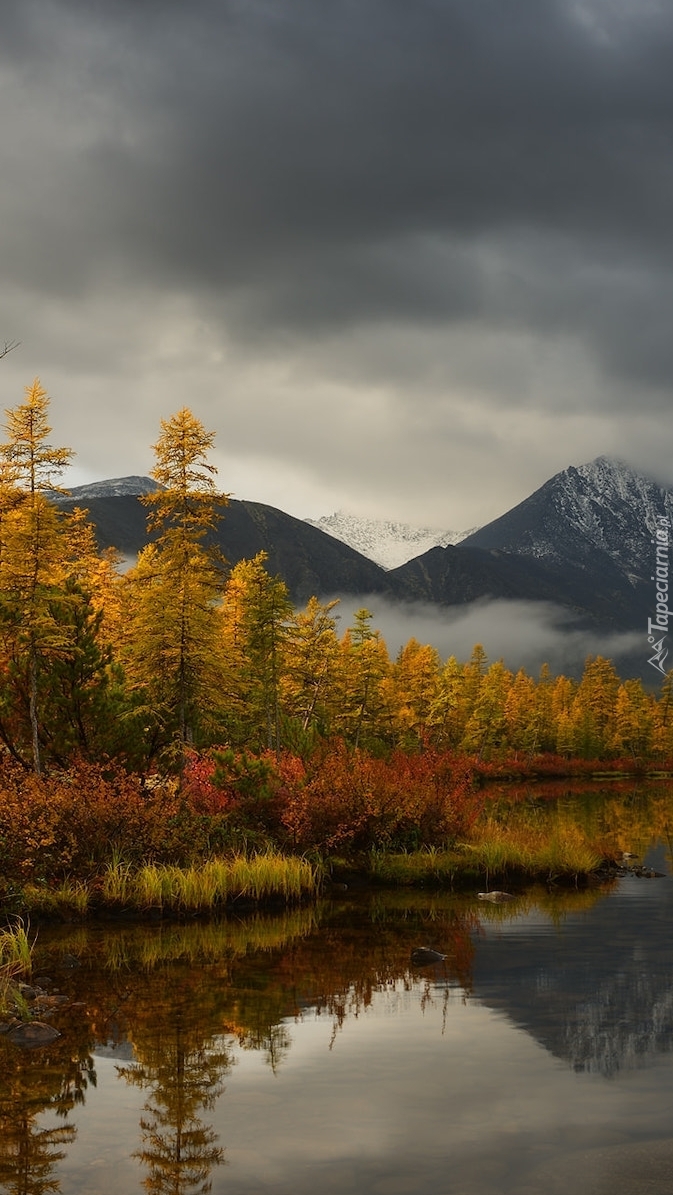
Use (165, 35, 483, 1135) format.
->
(411, 947, 446, 966)
(33, 995, 69, 1011)
(7, 1022, 61, 1048)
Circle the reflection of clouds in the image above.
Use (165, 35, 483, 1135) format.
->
(214, 989, 673, 1195)
(38, 1057, 144, 1192)
(31, 874, 673, 1195)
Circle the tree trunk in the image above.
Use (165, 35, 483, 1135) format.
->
(29, 644, 41, 775)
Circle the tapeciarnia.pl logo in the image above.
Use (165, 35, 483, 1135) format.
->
(647, 514, 670, 676)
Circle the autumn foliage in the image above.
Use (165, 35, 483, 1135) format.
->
(0, 383, 672, 893)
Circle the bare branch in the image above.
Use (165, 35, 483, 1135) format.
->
(0, 340, 20, 360)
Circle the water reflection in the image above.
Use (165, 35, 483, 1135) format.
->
(0, 820, 672, 1193)
(473, 849, 673, 1076)
(0, 1027, 95, 1195)
(118, 990, 228, 1194)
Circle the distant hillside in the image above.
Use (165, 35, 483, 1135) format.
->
(55, 486, 392, 605)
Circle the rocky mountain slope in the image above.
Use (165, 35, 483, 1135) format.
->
(55, 482, 392, 604)
(462, 456, 672, 583)
(64, 476, 161, 500)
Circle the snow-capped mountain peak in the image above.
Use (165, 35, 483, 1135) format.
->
(305, 511, 476, 570)
(463, 455, 673, 583)
(59, 476, 161, 501)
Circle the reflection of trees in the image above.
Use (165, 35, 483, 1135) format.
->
(118, 976, 230, 1195)
(487, 781, 673, 868)
(0, 1038, 95, 1195)
(0, 1115, 73, 1195)
(218, 898, 478, 1058)
(58, 902, 477, 1079)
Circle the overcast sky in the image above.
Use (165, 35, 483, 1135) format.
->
(2, 0, 673, 528)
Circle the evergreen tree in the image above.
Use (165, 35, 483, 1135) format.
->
(281, 596, 341, 740)
(336, 609, 391, 749)
(385, 637, 440, 751)
(568, 656, 619, 758)
(461, 659, 513, 758)
(428, 655, 469, 749)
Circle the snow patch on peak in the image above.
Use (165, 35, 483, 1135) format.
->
(305, 511, 476, 569)
(61, 476, 161, 501)
(572, 455, 656, 496)
(531, 455, 673, 576)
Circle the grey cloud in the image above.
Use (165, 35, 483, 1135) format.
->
(5, 0, 667, 398)
(3, 0, 673, 525)
(6, 3, 673, 264)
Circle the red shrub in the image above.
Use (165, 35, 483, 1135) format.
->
(278, 743, 482, 852)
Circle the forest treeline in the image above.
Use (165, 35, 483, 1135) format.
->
(1, 380, 672, 779)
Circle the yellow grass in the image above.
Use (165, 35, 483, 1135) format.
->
(99, 852, 320, 913)
(23, 879, 90, 918)
(0, 920, 33, 1017)
(369, 817, 604, 888)
(30, 906, 321, 974)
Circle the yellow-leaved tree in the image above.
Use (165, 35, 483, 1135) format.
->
(281, 595, 341, 742)
(120, 408, 228, 768)
(334, 608, 391, 749)
(0, 379, 74, 771)
(218, 552, 293, 752)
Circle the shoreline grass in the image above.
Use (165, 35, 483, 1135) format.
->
(5, 781, 645, 921)
(10, 832, 619, 919)
(17, 852, 323, 920)
(368, 826, 607, 890)
(0, 920, 33, 1017)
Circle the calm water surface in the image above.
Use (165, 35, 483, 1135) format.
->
(2, 844, 673, 1193)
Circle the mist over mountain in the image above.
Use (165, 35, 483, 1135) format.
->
(323, 594, 641, 681)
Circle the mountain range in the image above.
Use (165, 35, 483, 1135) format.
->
(56, 456, 671, 640)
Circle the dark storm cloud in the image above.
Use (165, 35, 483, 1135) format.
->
(4, 0, 673, 525)
(4, 0, 673, 393)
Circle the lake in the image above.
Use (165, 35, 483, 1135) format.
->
(2, 812, 673, 1193)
